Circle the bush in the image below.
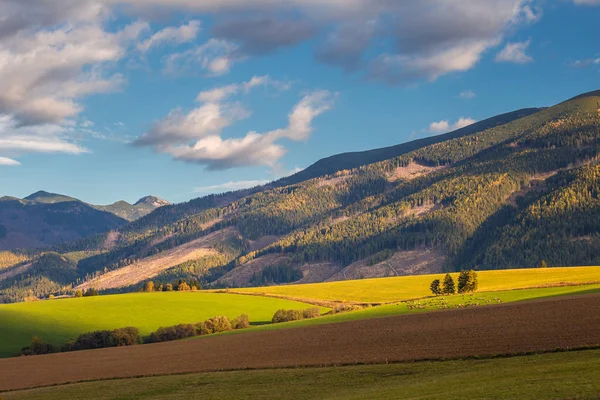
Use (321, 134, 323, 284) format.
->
(74, 289, 83, 298)
(20, 336, 57, 356)
(331, 304, 364, 314)
(302, 307, 321, 319)
(231, 314, 250, 330)
(204, 316, 232, 334)
(149, 324, 196, 343)
(272, 308, 321, 323)
(83, 288, 99, 297)
(71, 327, 141, 350)
(111, 327, 142, 346)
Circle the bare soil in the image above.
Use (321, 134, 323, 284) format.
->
(327, 248, 445, 281)
(76, 229, 234, 291)
(1, 293, 598, 392)
(387, 163, 446, 182)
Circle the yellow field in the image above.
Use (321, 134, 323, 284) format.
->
(234, 266, 600, 303)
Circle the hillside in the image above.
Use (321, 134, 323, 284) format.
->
(0, 200, 126, 251)
(2, 89, 600, 302)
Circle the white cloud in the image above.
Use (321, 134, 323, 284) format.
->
(194, 179, 270, 193)
(137, 20, 201, 52)
(429, 117, 477, 133)
(136, 87, 336, 170)
(0, 115, 89, 165)
(460, 90, 477, 99)
(164, 39, 241, 76)
(136, 76, 289, 146)
(495, 39, 533, 64)
(0, 157, 20, 166)
(196, 75, 290, 103)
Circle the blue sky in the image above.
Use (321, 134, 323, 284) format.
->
(0, 0, 598, 205)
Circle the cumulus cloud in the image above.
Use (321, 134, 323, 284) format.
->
(194, 180, 270, 193)
(138, 20, 201, 52)
(135, 75, 288, 147)
(495, 39, 533, 64)
(135, 81, 335, 170)
(429, 118, 477, 134)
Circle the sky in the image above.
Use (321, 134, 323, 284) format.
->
(0, 0, 599, 205)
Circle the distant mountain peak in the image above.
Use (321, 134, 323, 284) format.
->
(134, 196, 170, 208)
(24, 191, 77, 204)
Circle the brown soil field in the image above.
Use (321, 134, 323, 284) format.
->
(1, 293, 599, 392)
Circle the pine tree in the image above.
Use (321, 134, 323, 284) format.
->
(430, 279, 442, 295)
(442, 273, 456, 295)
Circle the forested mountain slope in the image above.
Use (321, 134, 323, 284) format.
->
(2, 90, 600, 302)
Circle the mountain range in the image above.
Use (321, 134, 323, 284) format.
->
(0, 192, 169, 251)
(1, 89, 600, 303)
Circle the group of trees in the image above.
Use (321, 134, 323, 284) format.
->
(21, 327, 141, 356)
(74, 288, 99, 297)
(271, 307, 321, 323)
(142, 279, 201, 292)
(21, 314, 252, 357)
(430, 270, 478, 295)
(148, 314, 249, 343)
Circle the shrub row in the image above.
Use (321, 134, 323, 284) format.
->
(21, 315, 251, 356)
(271, 307, 320, 323)
(21, 327, 141, 355)
(148, 314, 250, 343)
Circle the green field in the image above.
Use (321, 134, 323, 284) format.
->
(0, 292, 320, 357)
(5, 349, 599, 399)
(234, 266, 600, 303)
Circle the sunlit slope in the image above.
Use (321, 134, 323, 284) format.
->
(0, 292, 320, 357)
(234, 266, 600, 303)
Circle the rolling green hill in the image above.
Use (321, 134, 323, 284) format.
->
(3, 89, 600, 302)
(0, 292, 321, 357)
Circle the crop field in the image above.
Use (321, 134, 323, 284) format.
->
(1, 293, 599, 392)
(0, 292, 321, 357)
(4, 349, 599, 400)
(220, 283, 600, 334)
(233, 266, 600, 303)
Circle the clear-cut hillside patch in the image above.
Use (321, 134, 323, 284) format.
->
(326, 248, 446, 282)
(77, 228, 236, 291)
(387, 162, 446, 182)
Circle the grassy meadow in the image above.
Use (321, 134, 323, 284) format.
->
(0, 292, 321, 357)
(5, 349, 600, 400)
(233, 266, 600, 303)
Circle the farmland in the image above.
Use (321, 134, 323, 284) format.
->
(233, 266, 600, 303)
(1, 293, 599, 392)
(0, 292, 320, 357)
(4, 349, 599, 400)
